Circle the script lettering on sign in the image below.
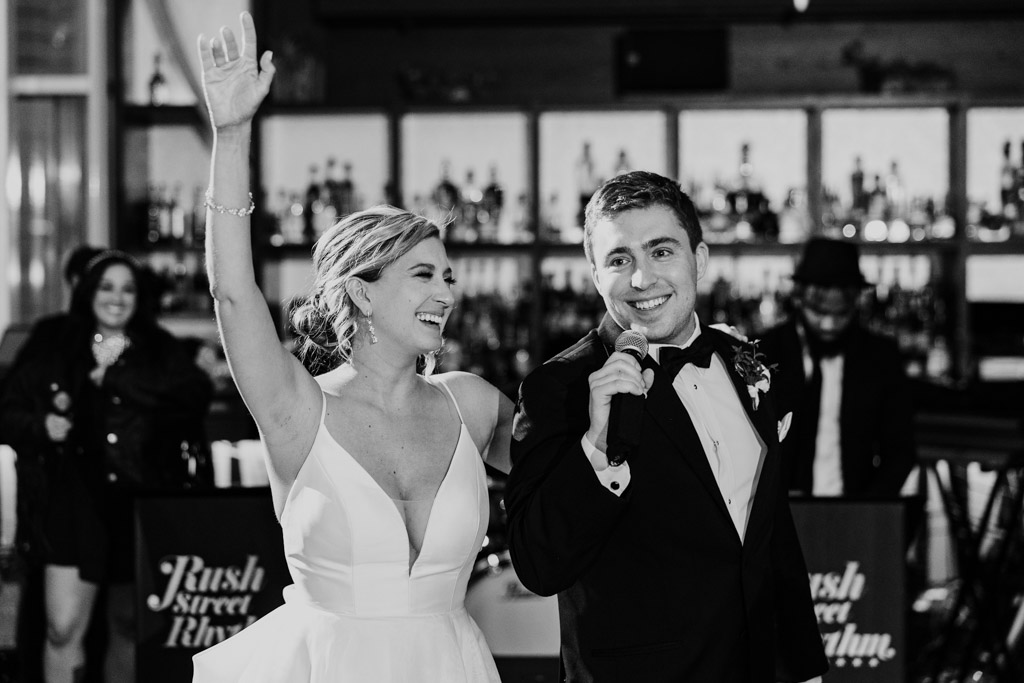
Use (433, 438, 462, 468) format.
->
(147, 554, 267, 648)
(808, 561, 897, 670)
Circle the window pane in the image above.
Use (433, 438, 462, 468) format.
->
(965, 107, 1024, 240)
(9, 97, 88, 321)
(822, 108, 949, 241)
(540, 110, 667, 242)
(403, 113, 529, 244)
(15, 0, 87, 75)
(261, 113, 390, 243)
(680, 109, 807, 244)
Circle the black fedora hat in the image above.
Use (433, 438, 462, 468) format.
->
(792, 237, 869, 288)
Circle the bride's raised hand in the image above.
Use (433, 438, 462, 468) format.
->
(197, 11, 274, 131)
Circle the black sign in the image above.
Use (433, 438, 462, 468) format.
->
(135, 491, 290, 682)
(791, 498, 907, 682)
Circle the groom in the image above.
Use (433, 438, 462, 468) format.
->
(504, 171, 827, 682)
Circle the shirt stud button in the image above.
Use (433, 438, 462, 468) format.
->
(610, 481, 621, 491)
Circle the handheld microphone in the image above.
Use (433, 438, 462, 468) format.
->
(607, 330, 649, 467)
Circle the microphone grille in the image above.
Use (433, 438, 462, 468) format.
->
(614, 330, 649, 359)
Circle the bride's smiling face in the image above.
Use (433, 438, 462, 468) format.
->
(364, 237, 456, 354)
(92, 263, 138, 336)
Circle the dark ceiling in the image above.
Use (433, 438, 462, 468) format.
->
(311, 0, 1024, 26)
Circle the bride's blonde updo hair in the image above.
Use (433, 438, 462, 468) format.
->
(291, 206, 442, 374)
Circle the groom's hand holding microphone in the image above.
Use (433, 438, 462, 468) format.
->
(586, 331, 654, 467)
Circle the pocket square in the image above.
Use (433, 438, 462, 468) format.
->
(777, 412, 793, 442)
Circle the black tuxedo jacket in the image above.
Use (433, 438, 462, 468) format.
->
(759, 320, 916, 498)
(505, 315, 828, 683)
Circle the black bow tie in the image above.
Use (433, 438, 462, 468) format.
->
(658, 334, 714, 376)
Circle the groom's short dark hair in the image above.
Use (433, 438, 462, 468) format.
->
(583, 171, 703, 265)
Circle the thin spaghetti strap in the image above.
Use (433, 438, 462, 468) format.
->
(435, 377, 466, 425)
(318, 385, 329, 425)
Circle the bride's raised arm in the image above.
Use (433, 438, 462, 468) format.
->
(198, 12, 321, 490)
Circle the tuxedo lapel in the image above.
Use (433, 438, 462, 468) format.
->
(709, 331, 780, 545)
(597, 315, 732, 525)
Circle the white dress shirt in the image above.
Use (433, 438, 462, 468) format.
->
(585, 317, 765, 542)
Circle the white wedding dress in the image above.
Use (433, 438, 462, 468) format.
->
(193, 380, 500, 682)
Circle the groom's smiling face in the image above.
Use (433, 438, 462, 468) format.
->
(589, 204, 709, 346)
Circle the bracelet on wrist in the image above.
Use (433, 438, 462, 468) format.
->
(204, 191, 255, 217)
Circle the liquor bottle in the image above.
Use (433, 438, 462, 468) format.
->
(728, 142, 774, 240)
(850, 156, 866, 215)
(882, 269, 907, 343)
(703, 177, 732, 243)
(907, 196, 929, 240)
(315, 160, 338, 235)
(303, 164, 323, 242)
(316, 186, 337, 235)
(612, 148, 631, 177)
(777, 188, 809, 244)
(460, 169, 483, 242)
(999, 140, 1016, 218)
(433, 161, 460, 234)
(708, 274, 732, 325)
(819, 185, 842, 238)
(283, 193, 306, 244)
(324, 157, 342, 214)
(867, 174, 888, 221)
(146, 183, 164, 243)
(575, 141, 600, 228)
(754, 270, 781, 333)
(884, 160, 905, 220)
(1016, 141, 1024, 235)
(1017, 141, 1024, 197)
(339, 162, 357, 216)
(543, 192, 562, 243)
(728, 143, 753, 216)
(511, 192, 531, 243)
(148, 53, 169, 106)
(480, 165, 504, 242)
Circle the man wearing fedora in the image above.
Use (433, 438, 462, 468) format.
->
(761, 237, 916, 498)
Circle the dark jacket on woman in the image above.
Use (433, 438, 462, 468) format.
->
(0, 317, 212, 560)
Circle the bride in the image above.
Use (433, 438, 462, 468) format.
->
(191, 12, 513, 681)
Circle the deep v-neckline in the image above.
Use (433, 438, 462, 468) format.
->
(320, 411, 465, 576)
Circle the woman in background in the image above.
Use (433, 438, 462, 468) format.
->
(191, 12, 512, 682)
(0, 250, 212, 683)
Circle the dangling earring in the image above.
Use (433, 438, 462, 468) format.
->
(366, 315, 378, 344)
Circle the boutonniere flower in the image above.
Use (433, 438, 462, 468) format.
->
(732, 341, 777, 411)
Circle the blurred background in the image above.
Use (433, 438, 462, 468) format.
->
(1, 0, 1023, 681)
